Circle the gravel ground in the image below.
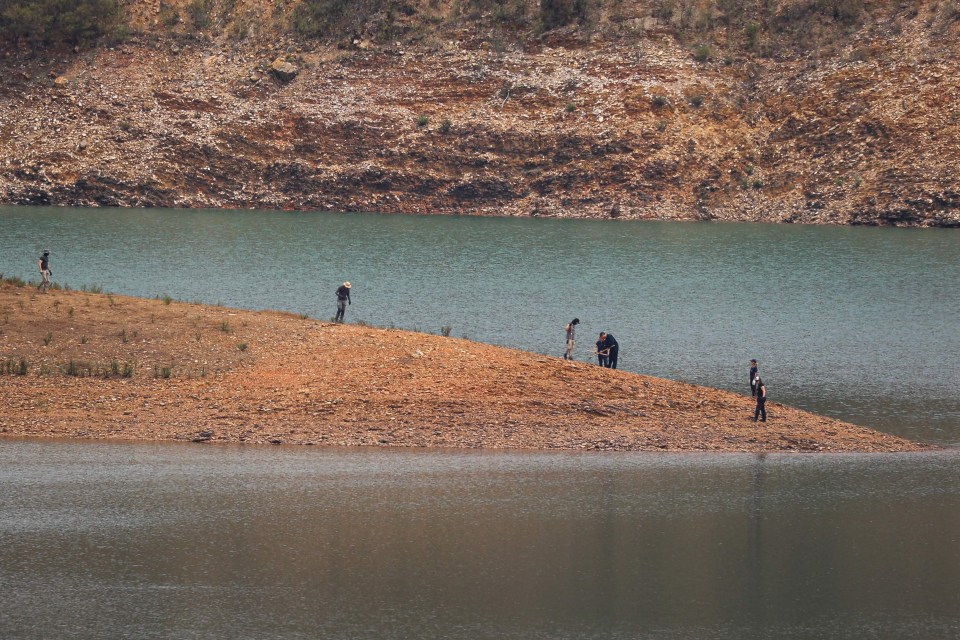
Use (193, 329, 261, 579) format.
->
(0, 282, 929, 452)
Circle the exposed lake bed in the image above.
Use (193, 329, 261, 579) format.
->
(0, 283, 925, 452)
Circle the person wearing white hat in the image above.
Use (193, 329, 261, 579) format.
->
(335, 281, 352, 322)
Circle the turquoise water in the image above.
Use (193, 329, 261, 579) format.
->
(1, 206, 958, 444)
(1, 441, 958, 639)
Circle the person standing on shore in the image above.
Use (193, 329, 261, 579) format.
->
(335, 281, 351, 322)
(749, 359, 759, 396)
(754, 377, 767, 422)
(37, 249, 52, 293)
(595, 332, 608, 367)
(600, 332, 619, 369)
(563, 318, 579, 360)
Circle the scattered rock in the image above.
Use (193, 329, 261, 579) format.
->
(270, 58, 298, 83)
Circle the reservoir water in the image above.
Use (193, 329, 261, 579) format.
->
(1, 441, 958, 639)
(1, 207, 959, 638)
(1, 206, 957, 444)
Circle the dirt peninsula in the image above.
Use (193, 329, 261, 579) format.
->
(0, 281, 928, 452)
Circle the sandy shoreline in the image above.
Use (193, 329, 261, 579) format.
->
(0, 282, 929, 453)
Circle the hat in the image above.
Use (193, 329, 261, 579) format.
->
(42, 249, 50, 255)
(343, 282, 351, 288)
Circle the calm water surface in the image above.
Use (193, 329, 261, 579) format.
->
(1, 206, 957, 443)
(1, 441, 958, 639)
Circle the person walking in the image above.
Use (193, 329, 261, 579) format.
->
(37, 249, 52, 293)
(749, 359, 759, 396)
(600, 332, 619, 369)
(563, 318, 579, 360)
(594, 332, 608, 367)
(335, 281, 351, 322)
(754, 377, 767, 422)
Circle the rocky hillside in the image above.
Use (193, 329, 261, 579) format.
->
(1, 0, 959, 226)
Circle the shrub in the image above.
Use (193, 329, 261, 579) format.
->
(744, 21, 762, 49)
(693, 44, 713, 62)
(417, 114, 429, 127)
(0, 0, 121, 49)
(689, 95, 704, 107)
(2, 359, 29, 375)
(66, 360, 92, 377)
(440, 326, 452, 337)
(565, 102, 576, 112)
(291, 0, 402, 40)
(186, 0, 213, 30)
(237, 342, 248, 352)
(652, 95, 669, 108)
(440, 118, 452, 134)
(539, 0, 587, 31)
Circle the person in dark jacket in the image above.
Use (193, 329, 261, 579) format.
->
(594, 333, 608, 367)
(749, 359, 759, 396)
(335, 281, 351, 322)
(38, 249, 52, 293)
(754, 377, 767, 422)
(599, 332, 619, 369)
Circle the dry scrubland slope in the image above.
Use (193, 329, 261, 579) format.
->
(0, 0, 958, 225)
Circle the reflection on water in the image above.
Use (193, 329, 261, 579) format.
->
(1, 441, 958, 639)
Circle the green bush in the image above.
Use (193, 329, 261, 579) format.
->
(539, 0, 587, 30)
(693, 44, 712, 62)
(0, 0, 122, 48)
(186, 0, 213, 30)
(292, 0, 398, 40)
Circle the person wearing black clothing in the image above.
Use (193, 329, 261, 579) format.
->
(335, 281, 351, 322)
(749, 359, 759, 396)
(600, 332, 619, 369)
(37, 249, 51, 293)
(754, 378, 767, 422)
(594, 333, 608, 367)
